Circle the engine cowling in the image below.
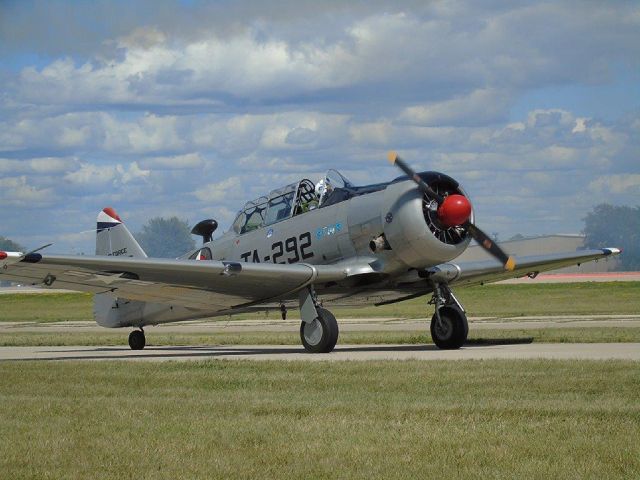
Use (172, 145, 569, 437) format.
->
(381, 172, 472, 268)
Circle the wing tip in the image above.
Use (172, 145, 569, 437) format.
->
(387, 151, 398, 164)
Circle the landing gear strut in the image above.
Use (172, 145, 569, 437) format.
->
(298, 287, 339, 353)
(429, 284, 468, 349)
(128, 328, 145, 350)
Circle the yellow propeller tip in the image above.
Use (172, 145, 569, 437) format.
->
(505, 257, 516, 271)
(387, 151, 398, 164)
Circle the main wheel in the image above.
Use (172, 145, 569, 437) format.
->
(300, 308, 339, 353)
(128, 330, 145, 350)
(430, 306, 468, 349)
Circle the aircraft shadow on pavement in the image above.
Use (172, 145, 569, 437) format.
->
(22, 339, 537, 361)
(35, 345, 303, 361)
(464, 337, 534, 346)
(38, 344, 434, 361)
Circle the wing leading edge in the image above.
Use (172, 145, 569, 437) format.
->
(426, 248, 621, 286)
(0, 253, 350, 311)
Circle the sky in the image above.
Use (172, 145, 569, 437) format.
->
(0, 0, 639, 254)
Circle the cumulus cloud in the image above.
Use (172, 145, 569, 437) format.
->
(0, 176, 56, 206)
(64, 162, 149, 186)
(193, 177, 243, 202)
(7, 3, 639, 112)
(139, 153, 205, 170)
(399, 89, 512, 126)
(103, 114, 185, 153)
(285, 127, 317, 145)
(589, 174, 640, 195)
(0, 157, 78, 174)
(64, 163, 115, 185)
(1, 1, 639, 252)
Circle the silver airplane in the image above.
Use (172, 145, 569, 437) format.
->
(0, 154, 620, 352)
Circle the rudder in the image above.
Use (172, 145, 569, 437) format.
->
(95, 207, 147, 258)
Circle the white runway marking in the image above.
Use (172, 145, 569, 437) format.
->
(1, 343, 639, 362)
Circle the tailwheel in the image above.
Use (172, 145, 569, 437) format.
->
(300, 308, 339, 353)
(430, 306, 468, 349)
(128, 329, 145, 350)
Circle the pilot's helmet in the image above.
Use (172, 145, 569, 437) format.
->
(325, 177, 334, 191)
(315, 178, 326, 197)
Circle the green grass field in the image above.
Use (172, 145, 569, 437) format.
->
(1, 282, 638, 346)
(1, 282, 640, 323)
(1, 327, 639, 347)
(1, 360, 638, 479)
(2, 285, 639, 478)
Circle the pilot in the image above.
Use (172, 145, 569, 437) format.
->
(315, 177, 333, 206)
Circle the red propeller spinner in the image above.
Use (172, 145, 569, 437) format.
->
(437, 194, 472, 228)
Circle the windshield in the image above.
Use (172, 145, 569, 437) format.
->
(325, 169, 353, 189)
(317, 169, 354, 206)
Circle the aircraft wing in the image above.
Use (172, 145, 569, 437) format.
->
(426, 248, 621, 287)
(0, 253, 350, 310)
(0, 247, 622, 311)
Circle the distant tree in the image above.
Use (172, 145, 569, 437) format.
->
(136, 217, 196, 258)
(583, 204, 640, 271)
(0, 236, 24, 252)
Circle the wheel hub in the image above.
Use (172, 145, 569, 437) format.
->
(303, 318, 323, 346)
(435, 317, 453, 340)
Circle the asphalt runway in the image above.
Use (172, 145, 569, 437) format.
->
(1, 314, 639, 362)
(1, 315, 639, 334)
(1, 342, 639, 362)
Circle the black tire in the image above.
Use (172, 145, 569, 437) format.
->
(300, 308, 339, 353)
(430, 306, 468, 349)
(128, 330, 145, 350)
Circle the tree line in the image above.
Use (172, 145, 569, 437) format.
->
(582, 204, 639, 271)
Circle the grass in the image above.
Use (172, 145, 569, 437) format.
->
(0, 327, 639, 347)
(0, 360, 638, 479)
(1, 282, 638, 346)
(1, 282, 639, 324)
(0, 292, 94, 323)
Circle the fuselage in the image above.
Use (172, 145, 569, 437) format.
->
(94, 170, 476, 329)
(191, 172, 473, 278)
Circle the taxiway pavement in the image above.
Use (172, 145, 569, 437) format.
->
(1, 343, 638, 362)
(1, 315, 639, 334)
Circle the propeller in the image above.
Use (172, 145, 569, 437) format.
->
(387, 151, 515, 271)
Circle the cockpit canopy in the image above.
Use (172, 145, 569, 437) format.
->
(230, 169, 378, 235)
(231, 178, 316, 234)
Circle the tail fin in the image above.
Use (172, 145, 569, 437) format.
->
(95, 207, 147, 258)
(94, 207, 148, 328)
(93, 207, 209, 328)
